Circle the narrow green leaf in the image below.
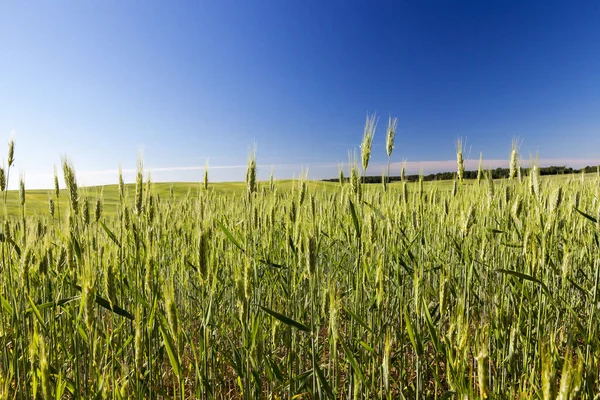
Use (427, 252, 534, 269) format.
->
(259, 259, 287, 269)
(314, 362, 335, 399)
(159, 321, 181, 378)
(340, 341, 365, 383)
(99, 220, 121, 247)
(77, 323, 88, 343)
(70, 232, 82, 263)
(0, 233, 21, 256)
(574, 207, 598, 223)
(359, 341, 375, 353)
(496, 269, 552, 299)
(266, 356, 284, 382)
(24, 296, 79, 316)
(95, 294, 135, 320)
(0, 292, 13, 315)
(423, 301, 442, 355)
(343, 306, 372, 333)
(25, 294, 46, 330)
(567, 277, 590, 298)
(185, 259, 198, 272)
(147, 296, 158, 330)
(362, 201, 386, 220)
(217, 220, 245, 252)
(115, 334, 134, 357)
(440, 391, 456, 400)
(203, 296, 213, 327)
(404, 308, 423, 356)
(6, 237, 21, 257)
(259, 305, 309, 332)
(348, 199, 361, 238)
(500, 242, 523, 248)
(50, 374, 75, 397)
(71, 283, 134, 320)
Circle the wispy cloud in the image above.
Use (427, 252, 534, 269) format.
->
(71, 162, 341, 177)
(65, 158, 600, 183)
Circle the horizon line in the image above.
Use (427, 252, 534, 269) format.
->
(9, 157, 600, 190)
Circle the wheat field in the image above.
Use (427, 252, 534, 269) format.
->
(1, 135, 600, 399)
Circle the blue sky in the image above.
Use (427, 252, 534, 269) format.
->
(1, 1, 599, 188)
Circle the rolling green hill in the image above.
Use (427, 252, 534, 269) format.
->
(2, 172, 596, 217)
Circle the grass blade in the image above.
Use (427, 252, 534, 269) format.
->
(496, 268, 552, 299)
(259, 305, 310, 332)
(217, 220, 245, 252)
(70, 283, 134, 320)
(159, 320, 181, 378)
(404, 308, 423, 356)
(574, 207, 598, 223)
(99, 220, 121, 247)
(340, 341, 365, 383)
(348, 199, 361, 238)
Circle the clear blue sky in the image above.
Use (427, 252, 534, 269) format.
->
(1, 1, 599, 188)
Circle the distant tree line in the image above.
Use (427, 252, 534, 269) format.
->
(324, 165, 600, 184)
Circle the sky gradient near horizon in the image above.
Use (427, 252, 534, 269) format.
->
(1, 1, 599, 188)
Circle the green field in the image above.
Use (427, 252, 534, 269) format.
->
(0, 180, 343, 217)
(1, 162, 600, 398)
(2, 174, 592, 217)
